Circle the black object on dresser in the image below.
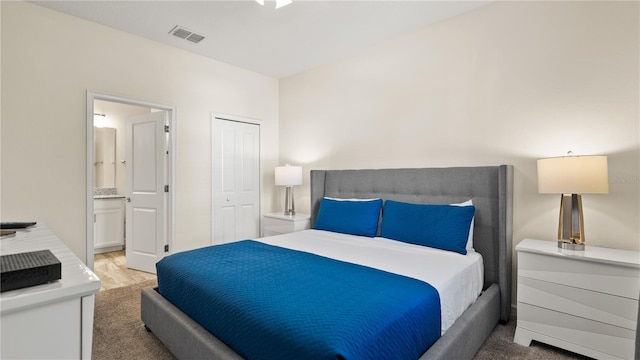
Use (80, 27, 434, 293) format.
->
(0, 250, 61, 292)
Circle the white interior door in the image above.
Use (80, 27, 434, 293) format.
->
(212, 117, 260, 244)
(126, 111, 168, 273)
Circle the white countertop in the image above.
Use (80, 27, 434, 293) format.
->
(0, 224, 101, 315)
(93, 194, 126, 199)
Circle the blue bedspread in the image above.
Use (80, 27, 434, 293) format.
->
(157, 240, 441, 360)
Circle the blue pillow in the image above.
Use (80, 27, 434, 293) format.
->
(380, 200, 475, 255)
(313, 198, 382, 237)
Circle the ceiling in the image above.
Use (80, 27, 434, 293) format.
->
(32, 0, 490, 79)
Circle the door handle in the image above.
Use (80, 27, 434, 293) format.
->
(126, 197, 131, 202)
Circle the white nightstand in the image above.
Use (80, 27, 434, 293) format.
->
(514, 238, 640, 360)
(262, 213, 311, 237)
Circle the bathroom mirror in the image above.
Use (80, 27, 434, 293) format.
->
(94, 127, 116, 189)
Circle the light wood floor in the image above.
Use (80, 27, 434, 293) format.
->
(94, 250, 156, 291)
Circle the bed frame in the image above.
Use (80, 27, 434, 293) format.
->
(141, 165, 514, 360)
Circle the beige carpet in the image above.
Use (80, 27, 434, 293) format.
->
(92, 279, 175, 360)
(93, 280, 590, 360)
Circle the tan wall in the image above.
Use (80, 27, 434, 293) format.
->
(1, 2, 280, 261)
(280, 0, 639, 255)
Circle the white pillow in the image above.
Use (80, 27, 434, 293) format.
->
(451, 199, 475, 251)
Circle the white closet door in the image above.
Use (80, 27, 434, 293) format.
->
(212, 117, 260, 245)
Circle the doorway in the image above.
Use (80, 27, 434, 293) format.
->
(86, 92, 176, 273)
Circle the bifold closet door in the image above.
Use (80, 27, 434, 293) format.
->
(212, 118, 260, 245)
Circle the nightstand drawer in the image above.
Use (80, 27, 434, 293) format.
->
(518, 276, 638, 330)
(518, 302, 636, 360)
(263, 217, 293, 235)
(262, 213, 310, 237)
(518, 251, 640, 299)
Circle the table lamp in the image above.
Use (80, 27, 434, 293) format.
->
(275, 164, 302, 215)
(537, 153, 608, 250)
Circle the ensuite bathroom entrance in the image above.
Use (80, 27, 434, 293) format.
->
(87, 92, 175, 278)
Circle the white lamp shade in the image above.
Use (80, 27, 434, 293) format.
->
(537, 155, 609, 194)
(275, 165, 302, 186)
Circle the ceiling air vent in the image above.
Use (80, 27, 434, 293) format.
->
(169, 25, 205, 44)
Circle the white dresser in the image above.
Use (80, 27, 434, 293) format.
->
(514, 238, 640, 360)
(263, 213, 311, 236)
(1, 224, 101, 359)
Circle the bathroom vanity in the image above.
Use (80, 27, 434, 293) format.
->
(94, 193, 125, 253)
(93, 125, 126, 253)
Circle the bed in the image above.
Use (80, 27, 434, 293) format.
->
(141, 165, 514, 359)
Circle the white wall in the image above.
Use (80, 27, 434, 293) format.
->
(2, 0, 638, 269)
(1, 2, 280, 261)
(280, 1, 639, 254)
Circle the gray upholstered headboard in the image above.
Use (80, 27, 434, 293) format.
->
(309, 165, 514, 322)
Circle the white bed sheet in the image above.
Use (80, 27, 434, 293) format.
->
(258, 229, 484, 335)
